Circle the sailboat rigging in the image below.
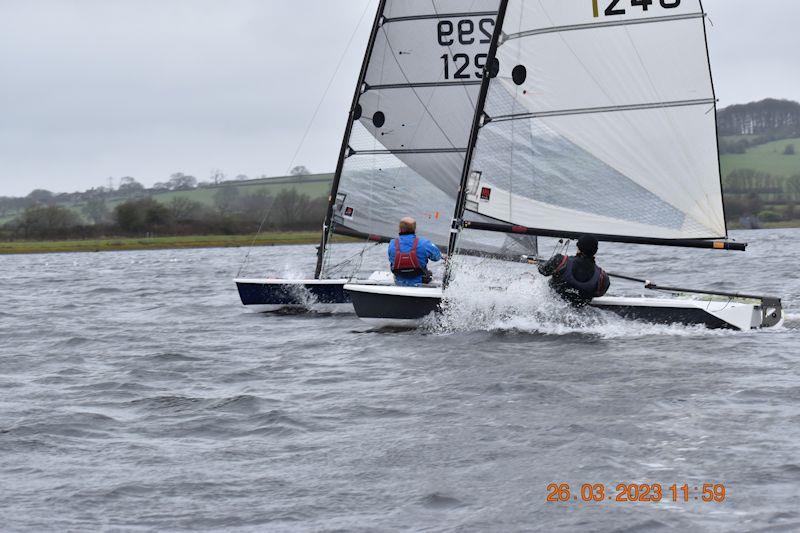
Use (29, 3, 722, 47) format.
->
(345, 0, 784, 331)
(235, 0, 538, 312)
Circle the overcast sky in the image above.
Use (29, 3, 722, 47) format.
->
(0, 0, 797, 197)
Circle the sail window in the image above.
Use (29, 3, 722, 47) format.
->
(512, 65, 527, 85)
(373, 111, 386, 128)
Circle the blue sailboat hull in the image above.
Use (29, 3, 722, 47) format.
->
(235, 279, 351, 311)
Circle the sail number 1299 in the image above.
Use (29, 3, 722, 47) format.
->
(593, 0, 681, 17)
(438, 18, 494, 80)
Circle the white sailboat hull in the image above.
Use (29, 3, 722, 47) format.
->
(343, 284, 782, 331)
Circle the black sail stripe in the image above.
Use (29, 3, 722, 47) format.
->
(366, 80, 482, 91)
(351, 148, 467, 156)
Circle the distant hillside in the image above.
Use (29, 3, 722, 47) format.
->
(0, 173, 333, 225)
(721, 137, 800, 180)
(716, 100, 800, 226)
(718, 99, 800, 181)
(147, 173, 332, 209)
(1, 172, 336, 240)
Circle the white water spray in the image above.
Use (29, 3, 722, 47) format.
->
(423, 258, 730, 339)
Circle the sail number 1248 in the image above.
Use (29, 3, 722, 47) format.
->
(593, 0, 681, 17)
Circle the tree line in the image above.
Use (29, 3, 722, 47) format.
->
(718, 99, 800, 154)
(1, 186, 326, 241)
(0, 166, 314, 220)
(717, 98, 800, 138)
(723, 169, 800, 223)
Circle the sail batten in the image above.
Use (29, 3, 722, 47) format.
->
(490, 98, 717, 122)
(505, 11, 704, 40)
(352, 148, 467, 155)
(368, 81, 483, 90)
(385, 11, 499, 24)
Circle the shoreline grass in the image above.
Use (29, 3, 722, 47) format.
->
(0, 232, 328, 255)
(761, 220, 800, 229)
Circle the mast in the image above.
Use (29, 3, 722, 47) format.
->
(698, 0, 730, 234)
(314, 0, 387, 279)
(445, 0, 510, 285)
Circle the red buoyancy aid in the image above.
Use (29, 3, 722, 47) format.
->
(392, 237, 425, 278)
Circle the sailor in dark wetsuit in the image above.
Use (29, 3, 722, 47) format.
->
(538, 235, 611, 307)
(388, 217, 442, 287)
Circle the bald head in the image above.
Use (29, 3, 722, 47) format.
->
(399, 217, 417, 235)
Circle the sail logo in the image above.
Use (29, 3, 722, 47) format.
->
(343, 207, 354, 220)
(593, 0, 682, 18)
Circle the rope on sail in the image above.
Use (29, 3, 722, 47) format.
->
(284, 0, 374, 175)
(236, 0, 373, 279)
(325, 240, 383, 279)
(235, 200, 276, 278)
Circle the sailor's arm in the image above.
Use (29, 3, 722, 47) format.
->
(425, 240, 442, 262)
(538, 254, 565, 277)
(596, 270, 611, 297)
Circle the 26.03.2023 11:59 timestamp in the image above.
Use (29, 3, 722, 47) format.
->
(546, 483, 727, 504)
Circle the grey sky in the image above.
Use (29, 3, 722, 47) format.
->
(0, 0, 797, 197)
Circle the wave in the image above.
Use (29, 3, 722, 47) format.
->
(147, 352, 202, 363)
(129, 395, 204, 413)
(782, 313, 800, 329)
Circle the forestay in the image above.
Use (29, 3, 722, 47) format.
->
(319, 0, 537, 278)
(463, 0, 727, 241)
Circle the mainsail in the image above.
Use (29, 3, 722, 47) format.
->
(317, 0, 537, 278)
(459, 0, 729, 243)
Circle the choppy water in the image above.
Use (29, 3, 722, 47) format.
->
(1, 229, 799, 531)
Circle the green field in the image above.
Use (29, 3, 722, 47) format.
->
(721, 137, 800, 178)
(148, 174, 333, 207)
(0, 232, 324, 255)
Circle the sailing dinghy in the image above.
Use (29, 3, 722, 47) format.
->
(236, 0, 538, 311)
(345, 0, 783, 331)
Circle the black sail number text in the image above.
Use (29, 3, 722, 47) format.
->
(438, 18, 494, 80)
(596, 0, 681, 17)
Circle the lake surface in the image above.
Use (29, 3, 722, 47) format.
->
(1, 229, 799, 531)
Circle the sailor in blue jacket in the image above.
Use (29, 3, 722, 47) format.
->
(388, 217, 442, 286)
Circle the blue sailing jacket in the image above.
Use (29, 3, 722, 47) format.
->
(388, 234, 442, 286)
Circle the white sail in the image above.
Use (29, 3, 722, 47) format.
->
(324, 0, 537, 274)
(464, 0, 727, 240)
